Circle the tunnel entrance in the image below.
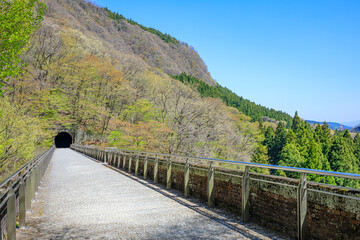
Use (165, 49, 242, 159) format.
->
(55, 132, 73, 148)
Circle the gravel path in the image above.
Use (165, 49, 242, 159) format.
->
(18, 149, 284, 239)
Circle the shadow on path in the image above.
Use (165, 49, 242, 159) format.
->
(77, 151, 283, 240)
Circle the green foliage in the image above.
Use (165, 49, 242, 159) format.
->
(269, 122, 287, 165)
(104, 7, 179, 45)
(251, 143, 270, 174)
(354, 133, 360, 160)
(262, 112, 356, 187)
(328, 134, 359, 188)
(277, 143, 303, 178)
(0, 97, 46, 180)
(172, 73, 293, 127)
(291, 111, 301, 133)
(0, 0, 46, 90)
(122, 99, 156, 124)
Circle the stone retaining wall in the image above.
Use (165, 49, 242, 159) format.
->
(77, 149, 360, 240)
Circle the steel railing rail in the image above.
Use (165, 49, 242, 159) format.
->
(72, 144, 360, 180)
(71, 144, 360, 240)
(0, 146, 54, 240)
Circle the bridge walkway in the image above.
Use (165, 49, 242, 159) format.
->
(18, 149, 283, 239)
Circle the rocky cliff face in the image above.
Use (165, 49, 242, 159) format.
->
(43, 0, 216, 86)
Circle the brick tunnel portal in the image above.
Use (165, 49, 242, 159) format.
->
(55, 132, 73, 148)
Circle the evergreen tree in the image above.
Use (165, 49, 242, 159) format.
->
(314, 124, 322, 142)
(343, 129, 353, 142)
(269, 122, 287, 165)
(263, 126, 275, 150)
(353, 133, 360, 170)
(319, 122, 332, 157)
(286, 129, 297, 144)
(291, 111, 301, 133)
(303, 139, 334, 183)
(277, 143, 303, 178)
(328, 134, 359, 188)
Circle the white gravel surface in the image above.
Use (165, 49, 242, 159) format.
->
(18, 149, 285, 240)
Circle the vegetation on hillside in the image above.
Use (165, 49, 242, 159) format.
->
(172, 73, 293, 127)
(104, 7, 180, 45)
(0, 0, 47, 180)
(1, 0, 358, 190)
(0, 0, 46, 92)
(43, 0, 215, 85)
(1, 3, 266, 182)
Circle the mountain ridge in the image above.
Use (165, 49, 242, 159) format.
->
(44, 0, 217, 86)
(341, 120, 360, 128)
(306, 120, 352, 130)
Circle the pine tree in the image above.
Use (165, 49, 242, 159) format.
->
(319, 122, 332, 157)
(277, 143, 303, 178)
(328, 134, 359, 188)
(353, 133, 360, 170)
(343, 129, 353, 142)
(263, 126, 275, 149)
(291, 111, 301, 133)
(269, 122, 287, 165)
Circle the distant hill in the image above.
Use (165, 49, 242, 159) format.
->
(306, 120, 352, 130)
(341, 120, 360, 127)
(351, 125, 360, 133)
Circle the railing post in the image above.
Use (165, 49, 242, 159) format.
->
(144, 155, 148, 180)
(242, 166, 250, 223)
(184, 158, 190, 197)
(26, 174, 32, 212)
(167, 156, 172, 189)
(128, 154, 132, 173)
(104, 151, 108, 164)
(135, 153, 139, 176)
(123, 153, 126, 169)
(112, 152, 115, 166)
(7, 188, 16, 240)
(117, 152, 122, 169)
(297, 173, 307, 240)
(154, 155, 159, 184)
(31, 168, 36, 199)
(19, 179, 26, 228)
(40, 157, 43, 178)
(36, 163, 40, 193)
(207, 161, 214, 207)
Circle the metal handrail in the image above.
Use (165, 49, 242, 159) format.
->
(0, 145, 54, 240)
(75, 144, 360, 181)
(0, 147, 52, 189)
(72, 144, 360, 240)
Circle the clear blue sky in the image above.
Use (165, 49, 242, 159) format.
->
(93, 0, 360, 124)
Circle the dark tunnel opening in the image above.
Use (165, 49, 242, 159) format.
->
(55, 132, 73, 148)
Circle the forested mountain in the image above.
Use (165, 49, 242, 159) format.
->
(351, 125, 360, 133)
(0, 0, 266, 179)
(43, 0, 216, 86)
(1, 0, 359, 188)
(306, 120, 352, 130)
